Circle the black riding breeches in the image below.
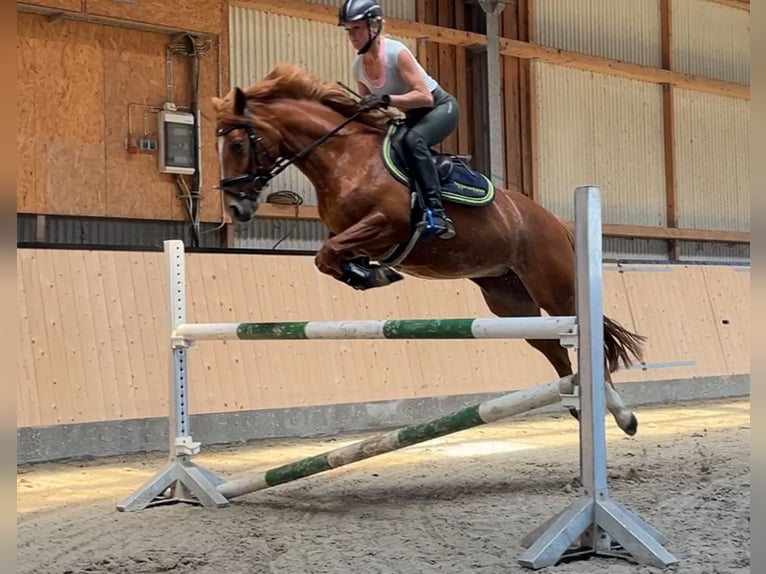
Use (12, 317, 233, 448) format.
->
(401, 86, 460, 199)
(403, 86, 460, 147)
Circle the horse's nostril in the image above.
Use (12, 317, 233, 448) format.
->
(230, 203, 252, 223)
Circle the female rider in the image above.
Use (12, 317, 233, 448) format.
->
(338, 0, 459, 239)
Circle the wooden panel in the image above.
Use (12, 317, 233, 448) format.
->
(419, 0, 475, 158)
(16, 257, 42, 427)
(102, 28, 171, 219)
(16, 249, 749, 428)
(219, 0, 231, 95)
(102, 27, 222, 222)
(422, 0, 441, 151)
(17, 12, 224, 222)
(17, 13, 106, 214)
(501, 5, 521, 190)
(17, 15, 39, 213)
(703, 266, 749, 374)
(705, 0, 749, 11)
(21, 0, 83, 11)
(660, 0, 678, 259)
(84, 0, 223, 34)
(613, 267, 730, 384)
(522, 0, 536, 198)
(198, 36, 227, 222)
(452, 2, 470, 156)
(436, 0, 457, 153)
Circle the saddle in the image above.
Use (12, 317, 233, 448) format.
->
(380, 120, 496, 208)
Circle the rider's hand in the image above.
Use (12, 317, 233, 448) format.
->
(358, 94, 391, 110)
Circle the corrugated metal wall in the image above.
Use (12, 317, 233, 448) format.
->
(532, 0, 668, 260)
(228, 4, 417, 208)
(231, 218, 327, 251)
(671, 0, 750, 85)
(669, 1, 749, 264)
(533, 0, 661, 66)
(532, 0, 748, 262)
(305, 0, 416, 20)
(533, 62, 668, 260)
(673, 88, 750, 262)
(17, 214, 224, 248)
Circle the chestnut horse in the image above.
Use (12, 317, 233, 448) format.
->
(212, 63, 645, 436)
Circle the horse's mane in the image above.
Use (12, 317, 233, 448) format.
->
(231, 62, 392, 131)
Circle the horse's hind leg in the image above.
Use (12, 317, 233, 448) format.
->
(471, 272, 575, 378)
(471, 272, 638, 436)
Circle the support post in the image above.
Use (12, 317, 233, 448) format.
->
(478, 0, 506, 187)
(116, 240, 228, 512)
(517, 186, 679, 569)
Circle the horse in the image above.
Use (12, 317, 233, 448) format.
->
(211, 62, 646, 437)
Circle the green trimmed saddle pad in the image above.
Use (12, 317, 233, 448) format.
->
(380, 121, 495, 207)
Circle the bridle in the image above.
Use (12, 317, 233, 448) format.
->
(216, 106, 369, 202)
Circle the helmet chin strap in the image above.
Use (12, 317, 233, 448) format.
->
(357, 20, 381, 55)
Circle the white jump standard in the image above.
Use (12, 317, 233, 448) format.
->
(116, 186, 678, 571)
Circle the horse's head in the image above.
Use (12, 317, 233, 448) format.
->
(212, 87, 283, 222)
(212, 63, 392, 222)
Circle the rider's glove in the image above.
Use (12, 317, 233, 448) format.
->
(358, 93, 391, 110)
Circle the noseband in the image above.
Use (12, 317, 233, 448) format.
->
(216, 106, 369, 202)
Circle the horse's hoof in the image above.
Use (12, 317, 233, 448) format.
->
(340, 260, 375, 290)
(625, 414, 638, 436)
(339, 260, 403, 290)
(381, 267, 404, 285)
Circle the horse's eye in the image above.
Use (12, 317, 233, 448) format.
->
(230, 140, 244, 154)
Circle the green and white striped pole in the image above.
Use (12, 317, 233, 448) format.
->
(216, 375, 575, 500)
(174, 316, 577, 342)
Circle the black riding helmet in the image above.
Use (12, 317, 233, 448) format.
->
(338, 0, 383, 54)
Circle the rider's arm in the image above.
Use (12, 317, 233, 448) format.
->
(387, 50, 434, 110)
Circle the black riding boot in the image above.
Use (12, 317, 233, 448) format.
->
(423, 192, 456, 239)
(405, 136, 456, 240)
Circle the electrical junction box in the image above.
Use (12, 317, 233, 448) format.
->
(158, 109, 196, 175)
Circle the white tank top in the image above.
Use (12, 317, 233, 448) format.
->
(352, 37, 439, 97)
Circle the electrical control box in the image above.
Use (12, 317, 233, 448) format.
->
(158, 109, 197, 175)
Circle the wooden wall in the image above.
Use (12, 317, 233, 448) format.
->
(17, 6, 228, 222)
(417, 0, 533, 196)
(20, 0, 224, 36)
(17, 247, 749, 428)
(499, 0, 534, 197)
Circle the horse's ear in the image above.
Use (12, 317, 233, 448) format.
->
(234, 87, 247, 116)
(211, 96, 223, 110)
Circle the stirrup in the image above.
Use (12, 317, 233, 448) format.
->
(420, 208, 456, 240)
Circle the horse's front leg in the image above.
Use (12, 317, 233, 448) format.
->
(315, 212, 404, 290)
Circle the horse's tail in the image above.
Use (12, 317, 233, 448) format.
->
(554, 215, 646, 373)
(603, 316, 646, 373)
